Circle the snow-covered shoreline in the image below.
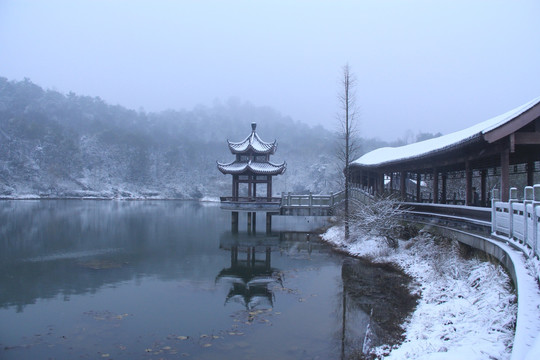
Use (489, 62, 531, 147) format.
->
(322, 226, 518, 359)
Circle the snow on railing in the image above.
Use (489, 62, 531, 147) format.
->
(492, 185, 540, 258)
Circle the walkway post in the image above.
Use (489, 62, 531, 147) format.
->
(481, 170, 487, 207)
(400, 171, 406, 200)
(432, 168, 439, 204)
(416, 173, 421, 203)
(466, 161, 472, 206)
(501, 148, 510, 202)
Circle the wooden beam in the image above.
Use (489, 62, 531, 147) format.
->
(514, 132, 540, 144)
(483, 102, 540, 143)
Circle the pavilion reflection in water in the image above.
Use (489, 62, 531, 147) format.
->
(216, 231, 324, 309)
(216, 231, 282, 309)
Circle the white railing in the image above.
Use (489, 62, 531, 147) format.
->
(492, 185, 540, 258)
(280, 186, 373, 209)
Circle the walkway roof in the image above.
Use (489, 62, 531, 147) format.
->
(352, 95, 540, 169)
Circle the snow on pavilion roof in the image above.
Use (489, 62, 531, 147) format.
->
(352, 95, 540, 168)
(227, 123, 277, 154)
(217, 160, 286, 176)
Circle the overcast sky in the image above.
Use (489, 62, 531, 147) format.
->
(1, 0, 539, 140)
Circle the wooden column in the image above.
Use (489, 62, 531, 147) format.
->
(465, 161, 472, 206)
(400, 171, 406, 200)
(481, 170, 487, 207)
(416, 172, 421, 203)
(267, 176, 272, 200)
(231, 211, 239, 233)
(432, 168, 439, 204)
(501, 148, 510, 202)
(266, 212, 272, 233)
(390, 173, 394, 195)
(527, 160, 535, 187)
(441, 172, 447, 204)
(233, 175, 239, 200)
(378, 172, 385, 196)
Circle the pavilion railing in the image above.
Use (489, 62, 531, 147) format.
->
(492, 185, 540, 258)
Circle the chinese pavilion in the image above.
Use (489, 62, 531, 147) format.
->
(218, 122, 286, 201)
(217, 122, 286, 231)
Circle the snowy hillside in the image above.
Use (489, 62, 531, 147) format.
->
(0, 77, 341, 199)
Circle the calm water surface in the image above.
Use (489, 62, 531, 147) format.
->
(0, 200, 416, 360)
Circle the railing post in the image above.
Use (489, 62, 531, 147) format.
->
(532, 185, 540, 257)
(491, 188, 500, 233)
(509, 187, 517, 239)
(524, 186, 533, 245)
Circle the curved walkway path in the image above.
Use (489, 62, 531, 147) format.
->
(405, 212, 540, 360)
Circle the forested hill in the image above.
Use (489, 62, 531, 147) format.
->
(1, 77, 350, 199)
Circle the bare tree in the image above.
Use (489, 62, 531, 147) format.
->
(349, 195, 410, 248)
(336, 63, 360, 239)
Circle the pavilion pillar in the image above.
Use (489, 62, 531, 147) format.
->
(441, 172, 447, 204)
(465, 161, 472, 206)
(266, 212, 272, 233)
(233, 175, 238, 201)
(248, 176, 252, 200)
(253, 182, 257, 199)
(501, 148, 510, 202)
(400, 171, 407, 200)
(247, 212, 252, 232)
(267, 176, 272, 200)
(231, 211, 239, 233)
(481, 170, 487, 207)
(390, 173, 394, 195)
(432, 168, 439, 204)
(416, 172, 422, 203)
(527, 160, 535, 187)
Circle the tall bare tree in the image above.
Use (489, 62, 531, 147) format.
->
(337, 63, 359, 240)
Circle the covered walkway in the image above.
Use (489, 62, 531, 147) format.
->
(350, 96, 540, 204)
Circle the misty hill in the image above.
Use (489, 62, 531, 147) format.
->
(1, 77, 437, 199)
(1, 77, 350, 199)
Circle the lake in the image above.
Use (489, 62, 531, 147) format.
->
(0, 200, 417, 359)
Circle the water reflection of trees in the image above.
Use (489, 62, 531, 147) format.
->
(0, 200, 224, 311)
(338, 258, 418, 359)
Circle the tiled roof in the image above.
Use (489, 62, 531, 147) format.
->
(217, 160, 286, 175)
(227, 123, 277, 154)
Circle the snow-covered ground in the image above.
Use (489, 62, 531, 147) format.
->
(322, 226, 531, 359)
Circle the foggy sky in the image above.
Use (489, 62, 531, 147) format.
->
(1, 0, 539, 140)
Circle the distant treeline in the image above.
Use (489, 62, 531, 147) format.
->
(0, 77, 439, 199)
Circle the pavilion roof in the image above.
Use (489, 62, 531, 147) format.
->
(217, 160, 286, 176)
(352, 95, 540, 168)
(227, 123, 277, 154)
